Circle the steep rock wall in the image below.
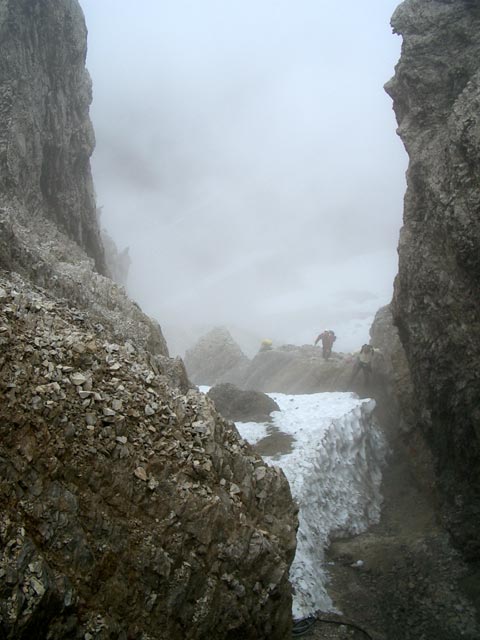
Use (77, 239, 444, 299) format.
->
(0, 0, 169, 358)
(0, 0, 105, 273)
(369, 305, 415, 435)
(386, 0, 480, 557)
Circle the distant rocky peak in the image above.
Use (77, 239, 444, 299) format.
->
(184, 326, 250, 386)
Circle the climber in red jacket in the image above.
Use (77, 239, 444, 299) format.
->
(314, 330, 336, 360)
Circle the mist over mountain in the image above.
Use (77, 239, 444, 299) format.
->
(81, 0, 407, 355)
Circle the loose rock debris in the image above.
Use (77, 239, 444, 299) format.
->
(0, 271, 297, 640)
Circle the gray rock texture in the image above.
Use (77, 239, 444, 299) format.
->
(369, 305, 415, 434)
(207, 383, 280, 423)
(0, 0, 169, 359)
(369, 303, 438, 507)
(386, 0, 480, 558)
(0, 0, 105, 274)
(0, 272, 297, 640)
(184, 327, 250, 386)
(242, 345, 353, 394)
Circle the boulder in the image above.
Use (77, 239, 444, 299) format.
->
(207, 383, 280, 422)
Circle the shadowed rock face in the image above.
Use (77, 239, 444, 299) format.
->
(386, 0, 480, 557)
(0, 0, 105, 274)
(369, 305, 415, 434)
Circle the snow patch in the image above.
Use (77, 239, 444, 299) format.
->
(236, 391, 386, 619)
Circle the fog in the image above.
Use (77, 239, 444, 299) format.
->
(81, 0, 407, 356)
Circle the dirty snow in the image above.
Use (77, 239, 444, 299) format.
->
(235, 391, 386, 619)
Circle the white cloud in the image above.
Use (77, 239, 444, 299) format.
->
(81, 0, 407, 355)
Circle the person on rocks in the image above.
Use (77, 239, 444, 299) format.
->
(350, 343, 375, 385)
(314, 330, 336, 360)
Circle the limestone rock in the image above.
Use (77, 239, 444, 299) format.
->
(184, 327, 250, 386)
(100, 223, 131, 287)
(242, 344, 353, 394)
(154, 354, 193, 395)
(386, 0, 480, 558)
(0, 0, 105, 273)
(0, 0, 169, 360)
(0, 272, 297, 639)
(207, 383, 280, 423)
(369, 305, 415, 433)
(0, 0, 297, 636)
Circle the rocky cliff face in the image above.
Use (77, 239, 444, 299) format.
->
(369, 305, 415, 435)
(0, 0, 104, 273)
(0, 1, 298, 637)
(386, 0, 480, 557)
(0, 0, 169, 359)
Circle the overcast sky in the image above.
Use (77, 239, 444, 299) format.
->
(80, 0, 407, 355)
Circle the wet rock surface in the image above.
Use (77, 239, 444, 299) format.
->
(292, 450, 480, 640)
(323, 433, 480, 640)
(386, 0, 480, 564)
(0, 272, 298, 639)
(207, 383, 280, 423)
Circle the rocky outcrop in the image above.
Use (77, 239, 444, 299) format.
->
(184, 327, 250, 386)
(0, 203, 170, 358)
(0, 0, 169, 359)
(207, 384, 280, 423)
(0, 272, 297, 639)
(186, 330, 365, 395)
(386, 0, 480, 558)
(0, 0, 105, 274)
(242, 345, 353, 394)
(101, 224, 131, 287)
